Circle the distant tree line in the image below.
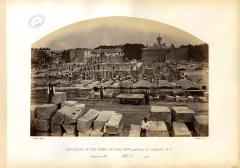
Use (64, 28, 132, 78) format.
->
(179, 43, 208, 62)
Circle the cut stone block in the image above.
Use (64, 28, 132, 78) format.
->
(150, 106, 171, 122)
(176, 96, 181, 102)
(128, 124, 141, 137)
(35, 104, 58, 119)
(77, 109, 100, 132)
(75, 103, 86, 113)
(35, 131, 50, 136)
(61, 100, 77, 107)
(51, 108, 66, 124)
(62, 124, 76, 135)
(172, 122, 192, 137)
(90, 130, 104, 137)
(199, 97, 208, 103)
(50, 121, 62, 133)
(104, 113, 123, 135)
(78, 129, 92, 137)
(63, 106, 82, 124)
(187, 96, 194, 102)
(94, 111, 115, 131)
(34, 118, 50, 132)
(51, 92, 66, 104)
(172, 106, 195, 122)
(194, 115, 208, 136)
(63, 132, 76, 137)
(166, 95, 175, 102)
(146, 121, 169, 137)
(180, 97, 188, 102)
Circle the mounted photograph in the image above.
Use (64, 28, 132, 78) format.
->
(30, 16, 209, 137)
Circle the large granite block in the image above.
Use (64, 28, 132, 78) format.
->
(50, 121, 62, 133)
(150, 106, 171, 122)
(172, 106, 195, 122)
(75, 103, 86, 113)
(172, 122, 192, 137)
(77, 109, 100, 132)
(51, 107, 66, 124)
(94, 111, 114, 131)
(34, 118, 50, 132)
(146, 121, 169, 137)
(104, 113, 123, 135)
(194, 115, 208, 136)
(63, 106, 82, 124)
(51, 92, 66, 104)
(128, 124, 141, 137)
(35, 104, 58, 120)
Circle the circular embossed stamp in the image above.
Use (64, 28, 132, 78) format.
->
(29, 15, 44, 28)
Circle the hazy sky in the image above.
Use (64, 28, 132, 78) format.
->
(32, 16, 204, 50)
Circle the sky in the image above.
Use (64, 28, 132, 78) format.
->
(32, 16, 205, 50)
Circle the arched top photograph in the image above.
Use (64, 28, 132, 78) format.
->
(31, 16, 208, 138)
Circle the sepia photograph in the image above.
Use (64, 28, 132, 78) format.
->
(30, 16, 209, 137)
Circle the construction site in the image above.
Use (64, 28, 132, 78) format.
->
(31, 35, 209, 137)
